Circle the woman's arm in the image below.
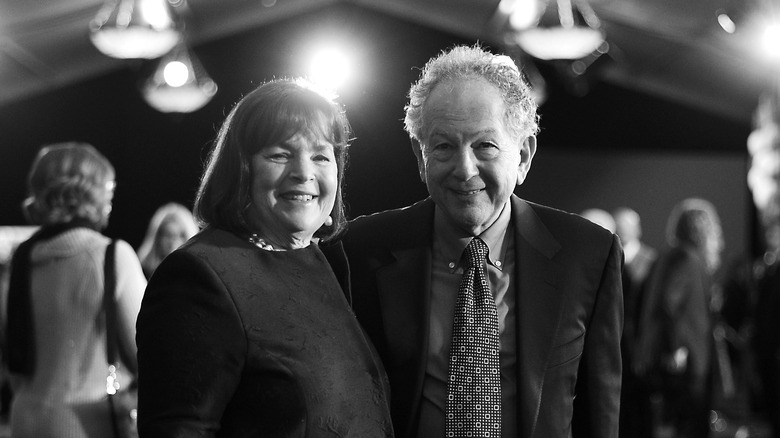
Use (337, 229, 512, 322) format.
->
(113, 239, 147, 373)
(136, 248, 246, 437)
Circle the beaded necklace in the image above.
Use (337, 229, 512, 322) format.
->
(248, 234, 285, 251)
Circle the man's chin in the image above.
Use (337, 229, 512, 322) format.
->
(444, 210, 492, 236)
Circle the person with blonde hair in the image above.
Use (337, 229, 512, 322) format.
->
(4, 142, 146, 438)
(136, 202, 198, 279)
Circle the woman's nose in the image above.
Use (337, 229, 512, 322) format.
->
(289, 157, 315, 182)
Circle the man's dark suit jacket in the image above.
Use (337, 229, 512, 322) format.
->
(341, 196, 624, 438)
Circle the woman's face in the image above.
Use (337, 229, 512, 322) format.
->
(156, 218, 192, 256)
(247, 130, 338, 248)
(96, 179, 115, 229)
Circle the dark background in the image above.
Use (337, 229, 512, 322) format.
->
(0, 3, 753, 266)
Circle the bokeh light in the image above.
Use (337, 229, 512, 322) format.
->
(163, 61, 189, 87)
(308, 46, 352, 97)
(761, 23, 780, 61)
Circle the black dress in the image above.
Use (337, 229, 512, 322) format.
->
(136, 228, 394, 437)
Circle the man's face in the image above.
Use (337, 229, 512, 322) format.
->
(414, 78, 535, 236)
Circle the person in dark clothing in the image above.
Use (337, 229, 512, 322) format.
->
(635, 198, 724, 438)
(135, 79, 394, 437)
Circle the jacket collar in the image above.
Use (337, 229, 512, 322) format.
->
(376, 196, 565, 437)
(510, 196, 563, 437)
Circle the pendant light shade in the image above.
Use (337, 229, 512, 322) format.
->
(90, 0, 183, 59)
(513, 0, 604, 60)
(141, 43, 218, 113)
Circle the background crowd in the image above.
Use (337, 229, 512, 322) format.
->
(587, 203, 780, 438)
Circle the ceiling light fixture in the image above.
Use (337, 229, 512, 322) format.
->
(90, 0, 183, 59)
(510, 0, 605, 61)
(716, 0, 751, 34)
(141, 43, 218, 113)
(716, 9, 737, 34)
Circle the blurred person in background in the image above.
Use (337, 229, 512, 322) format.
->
(750, 214, 780, 437)
(3, 142, 146, 437)
(635, 198, 724, 438)
(136, 202, 198, 279)
(1, 226, 38, 421)
(580, 207, 617, 233)
(613, 206, 657, 438)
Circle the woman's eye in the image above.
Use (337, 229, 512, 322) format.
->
(313, 154, 332, 162)
(266, 152, 289, 162)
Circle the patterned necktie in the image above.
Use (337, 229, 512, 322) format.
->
(446, 237, 501, 437)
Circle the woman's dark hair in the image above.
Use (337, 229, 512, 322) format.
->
(194, 78, 351, 242)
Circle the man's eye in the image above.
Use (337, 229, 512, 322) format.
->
(475, 142, 500, 158)
(431, 143, 451, 152)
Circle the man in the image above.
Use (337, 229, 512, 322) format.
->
(613, 207, 657, 299)
(612, 207, 657, 438)
(612, 207, 656, 368)
(342, 45, 623, 438)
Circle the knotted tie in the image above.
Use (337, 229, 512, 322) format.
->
(446, 237, 501, 438)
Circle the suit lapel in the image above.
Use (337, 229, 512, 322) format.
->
(374, 197, 566, 437)
(511, 196, 564, 438)
(376, 246, 431, 366)
(374, 199, 435, 437)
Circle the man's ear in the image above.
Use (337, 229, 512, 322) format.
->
(516, 135, 537, 185)
(411, 138, 426, 182)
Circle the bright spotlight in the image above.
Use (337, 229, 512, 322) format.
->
(308, 47, 351, 96)
(761, 23, 780, 61)
(140, 0, 175, 29)
(163, 61, 189, 87)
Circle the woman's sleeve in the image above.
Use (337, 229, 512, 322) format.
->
(113, 239, 147, 372)
(135, 248, 246, 437)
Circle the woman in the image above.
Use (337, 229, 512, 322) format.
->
(635, 198, 724, 438)
(5, 142, 146, 437)
(136, 202, 198, 279)
(136, 79, 394, 437)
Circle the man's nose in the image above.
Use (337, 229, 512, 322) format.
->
(451, 148, 479, 180)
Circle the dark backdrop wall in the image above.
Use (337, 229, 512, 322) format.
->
(0, 3, 753, 267)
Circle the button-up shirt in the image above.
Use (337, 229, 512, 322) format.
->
(416, 200, 517, 438)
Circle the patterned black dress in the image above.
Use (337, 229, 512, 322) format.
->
(136, 228, 394, 437)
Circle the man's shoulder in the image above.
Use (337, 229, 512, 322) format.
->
(343, 199, 434, 253)
(349, 199, 432, 232)
(514, 197, 606, 234)
(513, 197, 619, 262)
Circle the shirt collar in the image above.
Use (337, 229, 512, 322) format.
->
(433, 200, 512, 272)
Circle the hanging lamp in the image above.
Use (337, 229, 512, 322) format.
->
(90, 0, 183, 59)
(512, 0, 605, 60)
(140, 42, 218, 113)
